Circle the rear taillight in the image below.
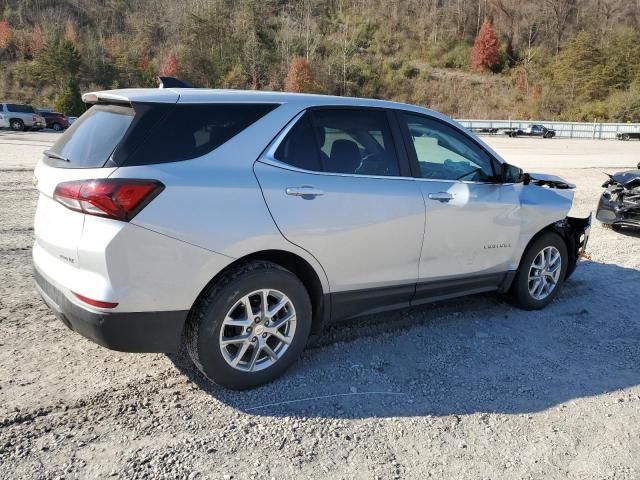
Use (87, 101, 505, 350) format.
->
(73, 292, 118, 309)
(53, 179, 164, 221)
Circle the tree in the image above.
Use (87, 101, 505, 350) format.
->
(33, 38, 81, 88)
(470, 18, 501, 72)
(159, 52, 178, 76)
(0, 20, 10, 49)
(55, 77, 85, 116)
(284, 57, 318, 92)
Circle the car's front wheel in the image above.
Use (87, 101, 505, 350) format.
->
(186, 260, 312, 389)
(510, 231, 568, 310)
(52, 123, 63, 131)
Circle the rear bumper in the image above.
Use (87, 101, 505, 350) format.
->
(34, 267, 187, 353)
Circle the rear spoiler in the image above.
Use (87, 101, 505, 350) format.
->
(157, 76, 192, 88)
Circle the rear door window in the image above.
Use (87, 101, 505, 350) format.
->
(313, 109, 400, 176)
(274, 113, 322, 171)
(273, 108, 400, 176)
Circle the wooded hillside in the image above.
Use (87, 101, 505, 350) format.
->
(1, 0, 639, 121)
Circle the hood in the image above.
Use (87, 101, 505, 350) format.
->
(611, 170, 640, 186)
(528, 172, 575, 189)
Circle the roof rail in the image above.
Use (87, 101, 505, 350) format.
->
(157, 76, 193, 89)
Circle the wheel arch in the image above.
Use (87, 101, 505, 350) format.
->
(190, 249, 329, 335)
(512, 216, 589, 287)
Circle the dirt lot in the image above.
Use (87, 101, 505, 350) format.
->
(1, 131, 640, 479)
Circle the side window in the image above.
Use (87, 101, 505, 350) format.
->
(7, 104, 34, 113)
(124, 103, 277, 166)
(274, 113, 322, 171)
(401, 113, 495, 182)
(312, 109, 400, 176)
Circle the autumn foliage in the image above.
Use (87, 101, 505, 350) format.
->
(284, 57, 318, 93)
(471, 18, 501, 73)
(159, 52, 179, 77)
(0, 20, 10, 49)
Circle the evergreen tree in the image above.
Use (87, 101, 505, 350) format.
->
(33, 38, 81, 88)
(471, 18, 501, 73)
(55, 77, 85, 116)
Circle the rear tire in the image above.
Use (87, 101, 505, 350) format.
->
(10, 119, 24, 131)
(52, 123, 63, 131)
(510, 232, 568, 310)
(185, 260, 312, 390)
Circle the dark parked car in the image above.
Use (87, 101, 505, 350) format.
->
(616, 131, 640, 141)
(39, 111, 69, 131)
(503, 124, 556, 138)
(596, 162, 640, 230)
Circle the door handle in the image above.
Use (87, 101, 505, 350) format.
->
(427, 192, 454, 202)
(285, 186, 325, 197)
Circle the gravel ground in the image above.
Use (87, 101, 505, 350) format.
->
(1, 131, 640, 479)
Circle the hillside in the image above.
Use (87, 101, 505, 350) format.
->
(0, 0, 639, 121)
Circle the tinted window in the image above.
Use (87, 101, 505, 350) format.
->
(402, 114, 495, 181)
(7, 104, 35, 113)
(313, 109, 399, 176)
(274, 113, 322, 171)
(0, 104, 3, 112)
(125, 103, 277, 166)
(48, 104, 135, 168)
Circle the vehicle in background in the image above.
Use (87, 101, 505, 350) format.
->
(596, 162, 640, 230)
(32, 85, 591, 389)
(502, 124, 556, 138)
(67, 116, 78, 126)
(616, 131, 640, 141)
(0, 103, 46, 131)
(467, 126, 499, 135)
(39, 111, 69, 131)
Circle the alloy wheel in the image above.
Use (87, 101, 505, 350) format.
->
(528, 246, 562, 300)
(219, 289, 296, 372)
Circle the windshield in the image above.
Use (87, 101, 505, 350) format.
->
(47, 104, 135, 168)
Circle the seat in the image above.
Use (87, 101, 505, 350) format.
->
(327, 139, 361, 174)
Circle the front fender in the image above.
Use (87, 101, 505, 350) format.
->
(553, 214, 592, 279)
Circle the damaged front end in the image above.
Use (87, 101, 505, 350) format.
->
(596, 168, 640, 229)
(554, 215, 592, 279)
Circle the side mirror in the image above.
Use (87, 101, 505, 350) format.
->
(501, 163, 529, 184)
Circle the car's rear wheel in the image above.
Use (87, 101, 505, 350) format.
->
(52, 123, 63, 131)
(186, 260, 312, 390)
(510, 231, 568, 310)
(10, 119, 24, 131)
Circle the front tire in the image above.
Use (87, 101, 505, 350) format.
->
(186, 261, 312, 390)
(510, 232, 568, 310)
(52, 123, 63, 131)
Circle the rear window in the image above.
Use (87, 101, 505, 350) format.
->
(7, 104, 35, 113)
(47, 104, 135, 168)
(46, 102, 277, 168)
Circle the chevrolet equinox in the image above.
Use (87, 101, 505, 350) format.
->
(33, 86, 590, 389)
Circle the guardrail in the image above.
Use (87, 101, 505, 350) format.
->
(456, 119, 640, 140)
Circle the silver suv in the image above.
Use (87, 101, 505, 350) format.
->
(0, 102, 46, 131)
(32, 87, 590, 389)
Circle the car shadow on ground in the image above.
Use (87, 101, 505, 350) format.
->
(168, 260, 640, 419)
